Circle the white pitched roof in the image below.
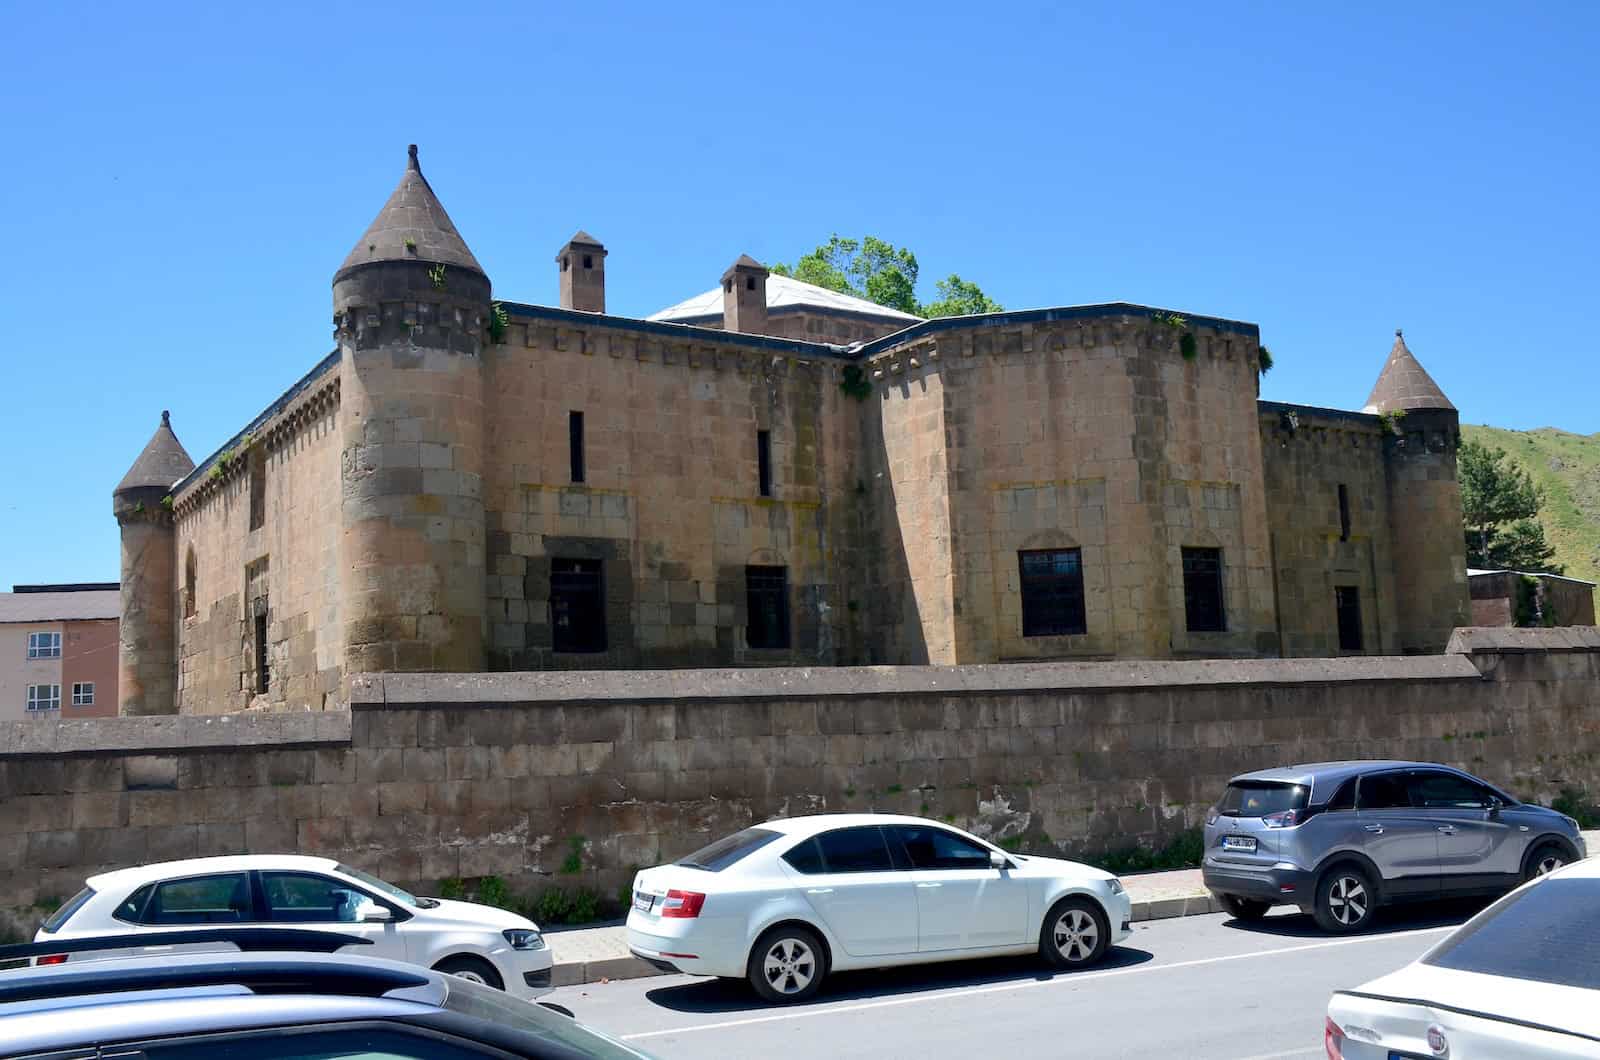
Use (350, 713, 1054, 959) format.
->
(648, 274, 923, 324)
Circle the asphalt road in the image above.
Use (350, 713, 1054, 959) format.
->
(546, 900, 1493, 1059)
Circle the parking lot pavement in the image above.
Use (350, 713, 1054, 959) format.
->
(546, 901, 1494, 1059)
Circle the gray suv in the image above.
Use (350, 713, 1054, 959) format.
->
(1203, 760, 1586, 933)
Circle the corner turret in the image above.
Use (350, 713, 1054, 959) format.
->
(114, 411, 194, 715)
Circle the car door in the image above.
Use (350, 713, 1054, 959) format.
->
(886, 824, 1030, 951)
(257, 870, 410, 962)
(1355, 771, 1440, 899)
(1408, 770, 1522, 884)
(786, 826, 918, 957)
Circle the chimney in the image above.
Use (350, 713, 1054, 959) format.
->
(557, 231, 607, 312)
(722, 254, 769, 335)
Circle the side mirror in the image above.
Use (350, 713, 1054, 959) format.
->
(1486, 798, 1503, 818)
(362, 905, 394, 924)
(990, 850, 1009, 870)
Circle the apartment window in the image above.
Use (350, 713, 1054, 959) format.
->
(26, 632, 61, 659)
(249, 451, 266, 531)
(254, 612, 269, 694)
(1018, 549, 1087, 637)
(71, 682, 95, 707)
(1338, 484, 1351, 542)
(757, 429, 772, 497)
(1182, 547, 1226, 632)
(26, 684, 60, 713)
(1336, 586, 1363, 652)
(745, 566, 790, 650)
(551, 558, 606, 653)
(569, 411, 585, 484)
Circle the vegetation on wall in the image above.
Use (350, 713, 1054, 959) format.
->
(1377, 408, 1407, 436)
(770, 234, 1004, 318)
(839, 364, 873, 400)
(1257, 344, 1274, 376)
(487, 302, 509, 344)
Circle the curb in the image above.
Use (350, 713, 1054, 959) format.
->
(548, 889, 1225, 988)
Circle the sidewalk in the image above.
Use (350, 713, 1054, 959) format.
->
(546, 828, 1600, 988)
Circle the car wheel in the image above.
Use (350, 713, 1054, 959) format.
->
(434, 955, 505, 990)
(1525, 841, 1569, 881)
(1218, 894, 1271, 921)
(1313, 866, 1375, 933)
(1039, 896, 1111, 969)
(747, 925, 826, 1003)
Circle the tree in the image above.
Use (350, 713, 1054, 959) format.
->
(1458, 439, 1563, 573)
(771, 234, 1002, 319)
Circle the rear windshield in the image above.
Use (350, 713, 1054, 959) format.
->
(677, 827, 782, 872)
(39, 888, 95, 934)
(1423, 877, 1600, 990)
(1217, 781, 1309, 818)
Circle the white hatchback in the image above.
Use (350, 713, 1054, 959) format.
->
(1327, 858, 1600, 1058)
(627, 813, 1131, 1002)
(33, 855, 555, 1001)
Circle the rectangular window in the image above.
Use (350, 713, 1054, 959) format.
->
(26, 684, 61, 712)
(569, 411, 585, 484)
(1181, 547, 1226, 632)
(757, 429, 772, 497)
(249, 452, 266, 531)
(71, 682, 95, 706)
(254, 612, 269, 694)
(26, 631, 61, 659)
(1336, 585, 1363, 652)
(1338, 484, 1351, 542)
(745, 566, 790, 649)
(551, 558, 606, 653)
(147, 873, 251, 925)
(1018, 549, 1087, 637)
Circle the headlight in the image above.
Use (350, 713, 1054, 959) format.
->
(1107, 879, 1125, 896)
(503, 929, 546, 951)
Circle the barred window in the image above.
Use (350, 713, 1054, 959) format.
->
(551, 558, 606, 653)
(1182, 547, 1226, 632)
(1019, 549, 1087, 637)
(745, 566, 790, 650)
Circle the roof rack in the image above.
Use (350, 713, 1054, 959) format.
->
(0, 928, 372, 964)
(0, 954, 429, 1005)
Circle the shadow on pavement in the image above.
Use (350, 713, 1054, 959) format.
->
(643, 945, 1155, 1014)
(1219, 897, 1493, 939)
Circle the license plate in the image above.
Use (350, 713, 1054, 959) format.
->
(1222, 835, 1257, 853)
(633, 892, 655, 913)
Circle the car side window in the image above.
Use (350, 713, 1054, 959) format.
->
(1358, 772, 1412, 810)
(262, 872, 370, 924)
(1323, 777, 1357, 812)
(813, 826, 895, 873)
(147, 873, 253, 925)
(781, 837, 827, 875)
(113, 882, 156, 924)
(891, 825, 993, 870)
(1410, 771, 1493, 809)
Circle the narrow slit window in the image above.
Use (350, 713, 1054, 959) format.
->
(1338, 484, 1351, 542)
(249, 452, 266, 531)
(1336, 586, 1363, 652)
(254, 611, 269, 694)
(1018, 549, 1087, 637)
(184, 549, 197, 619)
(757, 429, 772, 497)
(745, 566, 790, 650)
(1181, 547, 1226, 633)
(569, 411, 585, 484)
(551, 558, 606, 653)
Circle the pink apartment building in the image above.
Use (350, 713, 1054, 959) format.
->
(0, 583, 120, 721)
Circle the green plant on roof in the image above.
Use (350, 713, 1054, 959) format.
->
(160, 495, 174, 510)
(1152, 311, 1186, 329)
(133, 501, 145, 514)
(1257, 344, 1274, 376)
(839, 363, 873, 400)
(1378, 408, 1407, 435)
(487, 302, 509, 344)
(403, 236, 417, 251)
(428, 263, 448, 291)
(208, 464, 223, 481)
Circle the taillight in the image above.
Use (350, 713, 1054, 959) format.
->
(36, 954, 68, 966)
(1324, 1016, 1344, 1059)
(1263, 809, 1300, 828)
(661, 890, 706, 918)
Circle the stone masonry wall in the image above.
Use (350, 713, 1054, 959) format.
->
(2, 629, 1596, 938)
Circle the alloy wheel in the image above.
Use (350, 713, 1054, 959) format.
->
(1053, 907, 1100, 962)
(762, 938, 815, 995)
(1536, 853, 1566, 876)
(1328, 875, 1368, 926)
(451, 969, 490, 985)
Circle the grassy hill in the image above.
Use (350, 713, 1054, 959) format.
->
(1461, 424, 1600, 615)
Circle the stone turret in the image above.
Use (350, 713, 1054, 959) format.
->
(557, 230, 607, 313)
(721, 254, 769, 335)
(114, 411, 194, 715)
(1369, 330, 1470, 652)
(333, 145, 488, 675)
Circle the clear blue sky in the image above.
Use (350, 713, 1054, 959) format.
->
(3, 2, 1596, 587)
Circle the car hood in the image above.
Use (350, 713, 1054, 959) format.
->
(1007, 853, 1117, 883)
(1347, 962, 1600, 1040)
(416, 898, 539, 932)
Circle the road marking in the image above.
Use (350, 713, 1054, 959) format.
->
(620, 925, 1453, 1042)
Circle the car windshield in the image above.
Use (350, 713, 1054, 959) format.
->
(1216, 781, 1309, 817)
(1423, 877, 1600, 990)
(38, 888, 95, 934)
(333, 864, 420, 908)
(676, 827, 783, 871)
(442, 974, 649, 1058)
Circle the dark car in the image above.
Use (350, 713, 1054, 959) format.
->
(1203, 760, 1585, 932)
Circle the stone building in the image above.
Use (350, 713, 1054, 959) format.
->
(114, 146, 1471, 715)
(1468, 569, 1597, 628)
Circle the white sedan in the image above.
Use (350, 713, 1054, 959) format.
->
(33, 855, 555, 1001)
(627, 813, 1131, 1002)
(1327, 857, 1600, 1058)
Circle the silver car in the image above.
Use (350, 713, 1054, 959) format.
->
(1202, 760, 1586, 933)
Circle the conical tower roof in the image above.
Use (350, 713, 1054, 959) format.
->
(1362, 329, 1455, 413)
(337, 145, 485, 279)
(116, 411, 195, 495)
